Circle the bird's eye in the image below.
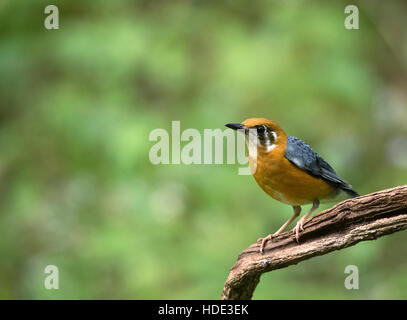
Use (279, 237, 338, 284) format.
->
(256, 125, 266, 134)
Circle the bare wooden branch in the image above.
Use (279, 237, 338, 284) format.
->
(221, 185, 407, 300)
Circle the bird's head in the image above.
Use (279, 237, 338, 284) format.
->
(225, 118, 287, 153)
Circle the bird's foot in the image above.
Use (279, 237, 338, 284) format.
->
(292, 219, 305, 243)
(257, 234, 275, 254)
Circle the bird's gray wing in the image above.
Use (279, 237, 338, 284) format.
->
(284, 136, 359, 197)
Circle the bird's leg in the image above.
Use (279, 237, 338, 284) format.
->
(293, 199, 320, 243)
(258, 206, 301, 253)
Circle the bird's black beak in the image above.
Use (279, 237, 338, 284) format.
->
(225, 123, 245, 131)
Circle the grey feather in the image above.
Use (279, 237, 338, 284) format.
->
(284, 136, 359, 197)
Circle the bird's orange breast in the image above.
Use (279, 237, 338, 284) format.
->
(250, 140, 335, 206)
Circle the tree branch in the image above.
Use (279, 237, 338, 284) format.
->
(221, 185, 407, 300)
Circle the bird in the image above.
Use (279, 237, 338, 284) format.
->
(225, 118, 359, 253)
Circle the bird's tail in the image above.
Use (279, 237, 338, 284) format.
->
(345, 189, 359, 198)
(341, 184, 360, 198)
(322, 184, 359, 204)
(333, 178, 359, 198)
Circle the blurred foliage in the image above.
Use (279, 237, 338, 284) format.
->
(0, 0, 406, 299)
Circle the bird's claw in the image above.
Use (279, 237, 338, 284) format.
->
(258, 234, 274, 254)
(293, 220, 305, 243)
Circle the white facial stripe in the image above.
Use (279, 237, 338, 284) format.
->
(266, 144, 276, 152)
(271, 131, 277, 141)
(264, 130, 277, 153)
(263, 133, 270, 146)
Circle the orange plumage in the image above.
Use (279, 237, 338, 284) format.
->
(242, 118, 335, 206)
(226, 118, 359, 253)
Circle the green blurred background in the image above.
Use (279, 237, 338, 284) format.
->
(0, 0, 406, 299)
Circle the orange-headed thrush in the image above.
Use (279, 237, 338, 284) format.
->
(225, 118, 359, 253)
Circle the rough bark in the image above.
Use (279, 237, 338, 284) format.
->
(221, 185, 407, 300)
